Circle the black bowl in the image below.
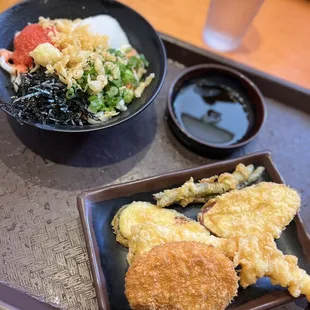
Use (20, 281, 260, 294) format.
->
(0, 0, 166, 132)
(167, 64, 266, 157)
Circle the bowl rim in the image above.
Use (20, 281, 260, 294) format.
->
(167, 64, 266, 150)
(0, 0, 167, 132)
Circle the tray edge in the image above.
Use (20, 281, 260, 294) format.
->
(160, 32, 310, 114)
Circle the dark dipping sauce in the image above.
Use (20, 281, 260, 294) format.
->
(173, 78, 254, 146)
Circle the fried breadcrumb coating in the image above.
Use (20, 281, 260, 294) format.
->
(125, 241, 238, 310)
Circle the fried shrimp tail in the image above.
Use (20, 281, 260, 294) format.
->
(226, 233, 310, 301)
(153, 164, 265, 208)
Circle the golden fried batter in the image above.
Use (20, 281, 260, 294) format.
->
(226, 233, 310, 301)
(153, 164, 265, 208)
(111, 201, 209, 247)
(125, 241, 238, 310)
(199, 182, 300, 239)
(127, 222, 227, 264)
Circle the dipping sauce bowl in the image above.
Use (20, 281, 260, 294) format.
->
(167, 64, 266, 157)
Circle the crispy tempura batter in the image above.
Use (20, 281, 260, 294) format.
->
(111, 201, 210, 247)
(153, 164, 265, 208)
(199, 182, 300, 239)
(38, 17, 109, 88)
(226, 233, 310, 301)
(125, 242, 238, 310)
(127, 222, 226, 264)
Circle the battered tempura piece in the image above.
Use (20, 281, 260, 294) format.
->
(199, 182, 300, 239)
(153, 164, 265, 208)
(111, 201, 210, 247)
(125, 242, 239, 310)
(226, 233, 310, 301)
(127, 222, 227, 264)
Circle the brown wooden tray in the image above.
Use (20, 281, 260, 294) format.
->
(161, 34, 310, 114)
(77, 151, 310, 310)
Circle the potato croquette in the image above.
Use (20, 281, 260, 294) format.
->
(125, 241, 238, 310)
(199, 182, 300, 239)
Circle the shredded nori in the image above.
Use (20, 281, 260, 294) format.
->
(3, 68, 97, 126)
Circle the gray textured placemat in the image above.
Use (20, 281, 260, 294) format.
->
(0, 62, 309, 309)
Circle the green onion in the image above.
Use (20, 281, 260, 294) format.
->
(84, 63, 97, 77)
(77, 78, 87, 91)
(121, 69, 137, 86)
(118, 87, 126, 97)
(86, 87, 93, 95)
(128, 56, 139, 68)
(116, 62, 127, 72)
(100, 106, 110, 112)
(66, 87, 76, 99)
(106, 86, 118, 98)
(123, 89, 134, 104)
(139, 54, 149, 67)
(105, 96, 120, 107)
(108, 48, 116, 54)
(88, 95, 98, 101)
(111, 79, 123, 88)
(115, 50, 123, 57)
(88, 68, 97, 76)
(88, 96, 103, 113)
(108, 48, 125, 58)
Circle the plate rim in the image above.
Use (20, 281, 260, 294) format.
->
(77, 150, 310, 310)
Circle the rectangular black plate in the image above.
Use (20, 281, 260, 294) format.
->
(77, 151, 310, 310)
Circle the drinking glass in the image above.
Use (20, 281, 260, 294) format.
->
(203, 0, 265, 52)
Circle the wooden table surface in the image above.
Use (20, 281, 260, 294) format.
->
(1, 0, 310, 90)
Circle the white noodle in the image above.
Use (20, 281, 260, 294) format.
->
(0, 56, 16, 75)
